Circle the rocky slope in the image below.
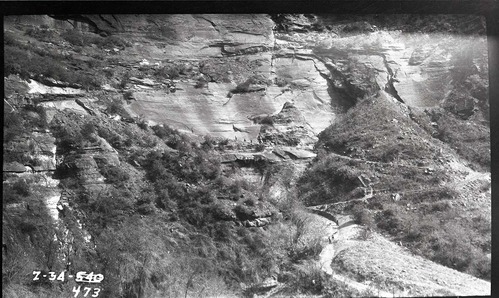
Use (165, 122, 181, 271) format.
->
(3, 14, 490, 297)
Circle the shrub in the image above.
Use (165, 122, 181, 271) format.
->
(61, 30, 85, 46)
(232, 75, 270, 94)
(151, 125, 186, 149)
(12, 180, 31, 197)
(101, 35, 131, 48)
(436, 111, 490, 170)
(154, 64, 184, 79)
(53, 127, 84, 153)
(286, 261, 325, 294)
(137, 119, 149, 130)
(99, 165, 130, 186)
(376, 208, 403, 235)
(289, 237, 324, 262)
(323, 278, 360, 298)
(118, 72, 130, 89)
(106, 98, 125, 115)
(260, 116, 274, 126)
(4, 32, 21, 46)
(18, 219, 38, 233)
(80, 122, 96, 139)
(137, 202, 156, 215)
(225, 179, 253, 200)
(92, 188, 134, 220)
(351, 204, 375, 228)
(233, 204, 254, 220)
(195, 79, 207, 89)
(25, 27, 56, 41)
(123, 90, 134, 101)
(244, 198, 256, 207)
(24, 105, 48, 129)
(97, 127, 124, 149)
(152, 125, 176, 139)
(4, 110, 23, 143)
(3, 184, 23, 205)
(469, 256, 491, 280)
(298, 156, 361, 205)
(61, 30, 131, 49)
(145, 26, 177, 41)
(429, 201, 452, 212)
(274, 77, 287, 87)
(254, 143, 265, 152)
(201, 135, 216, 150)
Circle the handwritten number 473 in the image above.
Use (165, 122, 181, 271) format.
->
(72, 286, 100, 297)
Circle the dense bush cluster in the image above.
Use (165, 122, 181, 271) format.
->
(145, 25, 177, 41)
(298, 156, 361, 205)
(153, 63, 189, 80)
(3, 180, 31, 205)
(4, 45, 100, 89)
(51, 124, 84, 154)
(3, 109, 24, 144)
(4, 27, 131, 90)
(232, 74, 271, 94)
(374, 203, 490, 279)
(25, 27, 58, 41)
(435, 111, 490, 170)
(151, 124, 190, 149)
(3, 103, 49, 164)
(99, 165, 130, 186)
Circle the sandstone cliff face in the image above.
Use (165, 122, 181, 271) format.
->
(7, 14, 486, 141)
(31, 14, 334, 142)
(69, 14, 486, 142)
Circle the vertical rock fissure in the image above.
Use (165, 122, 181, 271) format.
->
(198, 16, 220, 34)
(312, 59, 342, 109)
(48, 14, 102, 33)
(270, 22, 277, 70)
(381, 53, 405, 104)
(98, 14, 117, 30)
(316, 59, 359, 109)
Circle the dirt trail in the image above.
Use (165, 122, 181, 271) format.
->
(303, 211, 491, 297)
(311, 213, 394, 297)
(327, 151, 430, 170)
